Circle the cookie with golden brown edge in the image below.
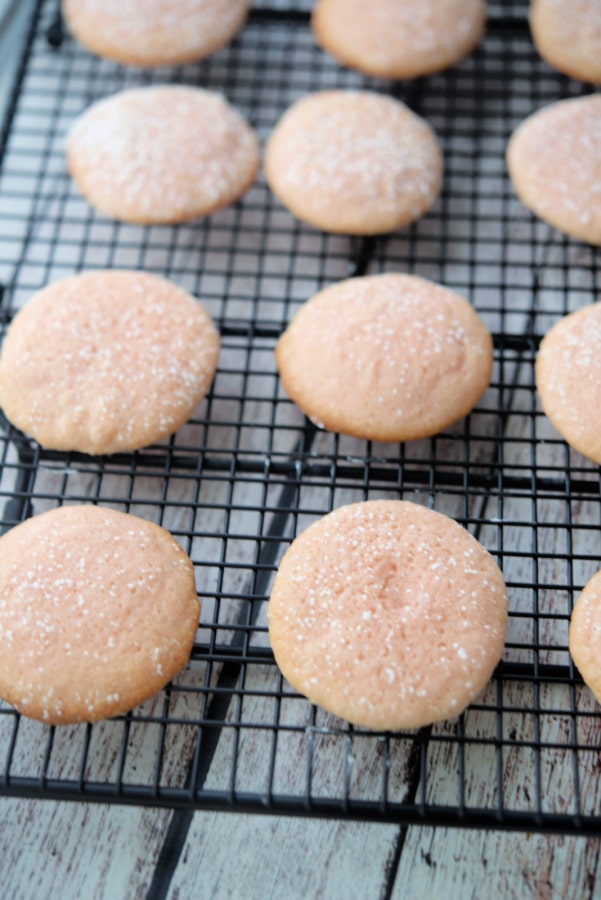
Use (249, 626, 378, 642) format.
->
(264, 90, 443, 235)
(275, 273, 493, 442)
(312, 0, 486, 79)
(0, 505, 200, 724)
(268, 500, 508, 731)
(536, 302, 601, 464)
(530, 0, 601, 84)
(0, 270, 220, 455)
(67, 85, 260, 225)
(506, 95, 601, 245)
(62, 0, 250, 68)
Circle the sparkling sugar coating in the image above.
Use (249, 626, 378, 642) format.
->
(530, 0, 601, 84)
(275, 273, 493, 442)
(536, 301, 601, 464)
(67, 85, 260, 224)
(0, 505, 200, 725)
(312, 0, 486, 79)
(62, 0, 250, 67)
(507, 94, 601, 245)
(0, 270, 220, 455)
(267, 500, 508, 731)
(264, 90, 443, 235)
(570, 569, 601, 704)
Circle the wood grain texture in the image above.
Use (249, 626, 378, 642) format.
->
(394, 827, 600, 900)
(168, 813, 400, 900)
(0, 798, 172, 900)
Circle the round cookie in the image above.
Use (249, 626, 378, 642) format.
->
(275, 273, 493, 442)
(268, 500, 508, 731)
(570, 570, 601, 704)
(0, 270, 220, 455)
(530, 0, 601, 84)
(506, 95, 601, 245)
(62, 0, 249, 68)
(66, 85, 260, 224)
(0, 505, 200, 724)
(264, 90, 443, 235)
(536, 302, 601, 464)
(312, 0, 486, 80)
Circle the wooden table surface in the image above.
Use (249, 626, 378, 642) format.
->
(1, 2, 601, 897)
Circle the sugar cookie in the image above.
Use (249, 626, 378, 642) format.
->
(0, 270, 220, 455)
(275, 273, 493, 442)
(312, 0, 486, 79)
(268, 500, 508, 731)
(570, 569, 601, 704)
(66, 85, 260, 224)
(536, 302, 601, 464)
(0, 505, 199, 725)
(530, 0, 601, 84)
(506, 94, 601, 245)
(264, 90, 443, 235)
(62, 0, 249, 68)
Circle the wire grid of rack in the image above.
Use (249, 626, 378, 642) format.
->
(1, 0, 601, 833)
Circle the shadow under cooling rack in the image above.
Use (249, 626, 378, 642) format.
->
(1, 0, 601, 834)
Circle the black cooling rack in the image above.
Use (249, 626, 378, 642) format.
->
(1, 0, 601, 835)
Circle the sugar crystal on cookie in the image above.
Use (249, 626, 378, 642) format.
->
(63, 0, 249, 67)
(312, 0, 485, 79)
(0, 506, 200, 724)
(265, 90, 443, 235)
(268, 500, 508, 731)
(507, 95, 601, 245)
(275, 273, 492, 443)
(0, 270, 220, 455)
(67, 85, 259, 225)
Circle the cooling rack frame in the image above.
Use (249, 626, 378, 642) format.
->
(1, 0, 601, 835)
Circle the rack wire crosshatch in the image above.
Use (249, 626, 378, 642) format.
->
(1, 0, 601, 834)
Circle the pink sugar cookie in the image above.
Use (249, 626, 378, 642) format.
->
(530, 0, 601, 84)
(63, 0, 249, 67)
(275, 273, 493, 442)
(507, 95, 601, 245)
(536, 302, 601, 464)
(0, 270, 220, 455)
(67, 85, 260, 225)
(570, 569, 601, 705)
(268, 500, 508, 731)
(0, 505, 199, 725)
(312, 0, 486, 79)
(264, 90, 443, 235)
